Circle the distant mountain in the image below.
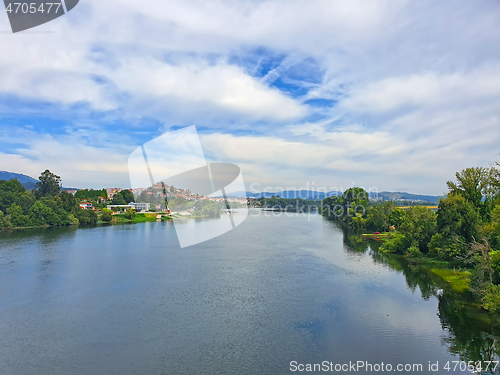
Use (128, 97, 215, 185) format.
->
(226, 190, 341, 200)
(0, 171, 79, 191)
(369, 191, 443, 204)
(226, 189, 442, 203)
(0, 171, 38, 189)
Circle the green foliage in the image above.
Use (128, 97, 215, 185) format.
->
(428, 233, 468, 260)
(366, 201, 396, 231)
(399, 206, 437, 252)
(121, 189, 134, 204)
(100, 208, 113, 222)
(482, 284, 500, 313)
(74, 209, 98, 225)
(389, 207, 407, 228)
(0, 210, 11, 228)
(7, 204, 30, 227)
(59, 191, 78, 212)
(491, 250, 500, 284)
(0, 179, 35, 214)
(201, 202, 221, 218)
(322, 187, 368, 225)
(406, 245, 423, 258)
(430, 268, 471, 292)
(111, 192, 127, 205)
(75, 189, 107, 201)
(259, 196, 319, 211)
(381, 233, 409, 254)
(124, 208, 136, 219)
(437, 194, 480, 241)
(447, 167, 491, 219)
(35, 170, 61, 198)
(169, 196, 190, 210)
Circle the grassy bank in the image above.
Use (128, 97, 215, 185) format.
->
(107, 213, 171, 224)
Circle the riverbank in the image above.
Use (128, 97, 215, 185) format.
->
(361, 233, 473, 293)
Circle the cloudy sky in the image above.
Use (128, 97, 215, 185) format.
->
(0, 0, 499, 195)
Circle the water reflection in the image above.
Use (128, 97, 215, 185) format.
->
(341, 226, 500, 368)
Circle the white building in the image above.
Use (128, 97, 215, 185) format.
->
(106, 202, 150, 213)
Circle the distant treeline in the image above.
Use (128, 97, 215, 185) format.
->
(257, 196, 320, 211)
(0, 170, 98, 228)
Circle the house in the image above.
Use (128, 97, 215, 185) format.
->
(79, 202, 93, 210)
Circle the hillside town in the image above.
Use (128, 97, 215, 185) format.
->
(69, 182, 248, 213)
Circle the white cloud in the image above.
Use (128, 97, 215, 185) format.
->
(0, 0, 499, 193)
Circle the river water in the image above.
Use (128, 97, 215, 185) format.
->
(0, 211, 498, 374)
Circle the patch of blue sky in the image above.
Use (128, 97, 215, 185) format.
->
(303, 98, 337, 108)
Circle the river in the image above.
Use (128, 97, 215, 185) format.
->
(0, 211, 498, 374)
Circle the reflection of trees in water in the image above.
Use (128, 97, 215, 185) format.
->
(438, 292, 500, 366)
(338, 224, 500, 369)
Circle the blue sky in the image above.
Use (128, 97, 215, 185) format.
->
(0, 0, 499, 194)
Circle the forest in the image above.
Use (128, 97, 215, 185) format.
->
(322, 159, 500, 313)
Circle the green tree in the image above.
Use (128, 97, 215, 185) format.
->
(447, 167, 490, 218)
(121, 189, 134, 204)
(0, 210, 12, 228)
(112, 192, 126, 205)
(7, 204, 30, 227)
(399, 206, 437, 252)
(59, 191, 78, 212)
(169, 196, 189, 210)
(101, 208, 113, 222)
(35, 170, 61, 198)
(74, 209, 98, 225)
(389, 207, 407, 228)
(437, 195, 480, 242)
(29, 200, 58, 226)
(366, 201, 396, 231)
(124, 208, 136, 219)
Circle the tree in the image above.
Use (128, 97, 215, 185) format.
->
(399, 206, 437, 252)
(121, 189, 134, 204)
(29, 200, 58, 226)
(59, 191, 78, 212)
(169, 196, 189, 210)
(124, 208, 136, 219)
(112, 192, 126, 205)
(100, 208, 113, 221)
(74, 209, 98, 225)
(7, 204, 30, 227)
(389, 208, 407, 229)
(0, 210, 12, 228)
(366, 201, 396, 231)
(446, 167, 490, 218)
(35, 170, 61, 198)
(322, 187, 368, 221)
(439, 195, 480, 241)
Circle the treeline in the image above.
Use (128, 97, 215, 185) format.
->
(0, 170, 98, 228)
(323, 162, 500, 312)
(258, 196, 320, 211)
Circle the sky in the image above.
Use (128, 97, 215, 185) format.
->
(0, 0, 499, 195)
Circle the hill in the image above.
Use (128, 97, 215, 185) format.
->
(227, 189, 442, 203)
(0, 171, 38, 189)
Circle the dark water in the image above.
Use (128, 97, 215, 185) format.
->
(0, 211, 498, 375)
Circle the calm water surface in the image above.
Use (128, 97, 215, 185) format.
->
(0, 211, 498, 374)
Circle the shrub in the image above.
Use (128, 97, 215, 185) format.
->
(380, 233, 408, 254)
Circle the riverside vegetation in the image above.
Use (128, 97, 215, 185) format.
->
(322, 158, 500, 314)
(0, 170, 228, 230)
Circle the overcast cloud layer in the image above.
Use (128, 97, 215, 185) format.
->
(0, 0, 499, 194)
